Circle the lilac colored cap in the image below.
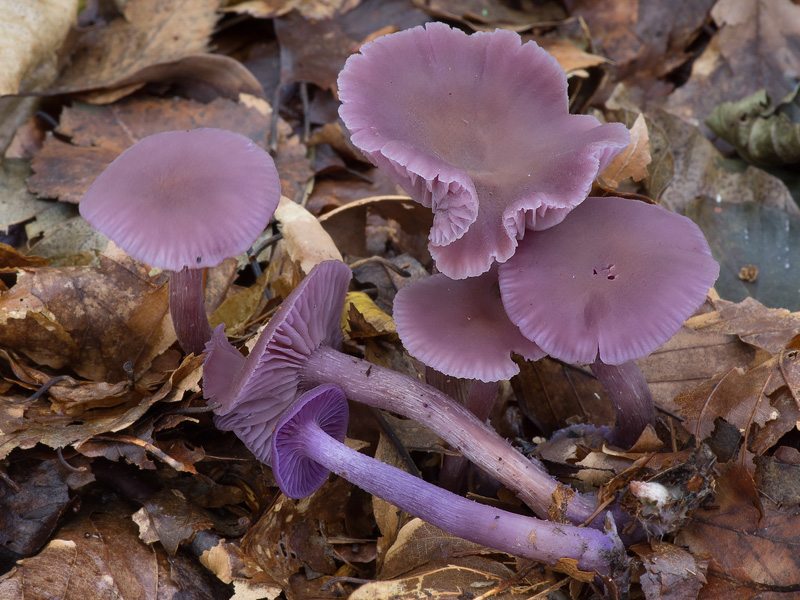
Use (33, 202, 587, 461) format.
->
(202, 260, 351, 462)
(338, 23, 630, 279)
(270, 384, 349, 498)
(394, 267, 544, 382)
(80, 128, 281, 271)
(498, 197, 720, 365)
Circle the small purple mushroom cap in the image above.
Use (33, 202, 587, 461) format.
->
(338, 23, 630, 279)
(203, 260, 351, 461)
(79, 128, 281, 271)
(271, 384, 349, 498)
(498, 197, 720, 365)
(393, 266, 545, 382)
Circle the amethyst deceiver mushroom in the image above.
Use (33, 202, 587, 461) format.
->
(202, 260, 600, 525)
(270, 384, 627, 578)
(338, 23, 631, 279)
(80, 128, 281, 355)
(393, 265, 544, 382)
(498, 196, 720, 447)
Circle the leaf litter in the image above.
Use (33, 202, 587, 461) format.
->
(2, 0, 800, 598)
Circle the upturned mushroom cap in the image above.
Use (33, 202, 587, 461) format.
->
(270, 384, 349, 497)
(202, 260, 351, 460)
(80, 128, 281, 271)
(393, 266, 545, 382)
(498, 197, 720, 365)
(338, 23, 630, 279)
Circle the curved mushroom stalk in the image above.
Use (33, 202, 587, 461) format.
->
(271, 384, 629, 579)
(80, 128, 281, 355)
(590, 359, 655, 448)
(203, 260, 601, 527)
(499, 196, 719, 447)
(169, 267, 214, 356)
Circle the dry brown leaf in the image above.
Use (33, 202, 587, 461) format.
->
(675, 362, 779, 444)
(48, 0, 218, 97)
(0, 511, 160, 599)
(650, 110, 797, 216)
(0, 354, 202, 462)
(29, 95, 311, 206)
(133, 488, 215, 555)
(225, 0, 362, 20)
(274, 196, 342, 274)
(0, 0, 78, 96)
(0, 243, 49, 272)
(677, 466, 800, 599)
(0, 254, 174, 381)
(0, 508, 230, 599)
(565, 0, 715, 86)
(243, 478, 365, 599)
(319, 195, 433, 263)
(686, 297, 800, 355)
(0, 460, 71, 556)
(599, 113, 651, 187)
(537, 38, 611, 74)
(423, 0, 564, 31)
(0, 160, 53, 230)
(666, 0, 800, 125)
(631, 540, 708, 600)
(352, 556, 535, 600)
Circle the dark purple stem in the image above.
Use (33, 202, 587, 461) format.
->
(169, 267, 213, 355)
(590, 359, 655, 448)
(300, 346, 600, 527)
(292, 416, 623, 575)
(438, 380, 499, 492)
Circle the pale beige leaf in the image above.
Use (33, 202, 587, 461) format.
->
(274, 195, 342, 274)
(0, 0, 78, 96)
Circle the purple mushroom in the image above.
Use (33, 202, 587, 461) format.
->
(393, 266, 545, 382)
(269, 384, 627, 578)
(80, 128, 281, 355)
(338, 23, 630, 279)
(498, 196, 719, 447)
(202, 260, 600, 526)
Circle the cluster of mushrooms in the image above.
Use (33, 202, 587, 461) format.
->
(80, 23, 719, 586)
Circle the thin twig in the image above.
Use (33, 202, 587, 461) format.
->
(349, 256, 411, 277)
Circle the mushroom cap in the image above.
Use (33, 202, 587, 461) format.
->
(393, 266, 545, 382)
(498, 197, 720, 365)
(203, 260, 351, 462)
(80, 128, 281, 271)
(338, 23, 630, 279)
(270, 384, 349, 498)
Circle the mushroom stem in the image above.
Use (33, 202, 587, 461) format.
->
(300, 346, 600, 526)
(169, 267, 213, 355)
(590, 359, 655, 448)
(276, 389, 625, 577)
(438, 379, 499, 493)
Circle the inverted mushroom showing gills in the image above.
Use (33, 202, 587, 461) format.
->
(80, 128, 281, 355)
(393, 266, 545, 383)
(338, 23, 630, 279)
(269, 384, 627, 578)
(202, 260, 600, 525)
(498, 197, 720, 447)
